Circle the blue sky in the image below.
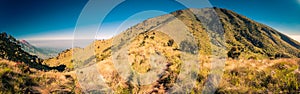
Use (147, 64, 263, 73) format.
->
(0, 0, 299, 42)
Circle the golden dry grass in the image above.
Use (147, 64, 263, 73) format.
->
(0, 59, 81, 93)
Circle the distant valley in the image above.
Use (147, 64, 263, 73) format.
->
(18, 40, 64, 59)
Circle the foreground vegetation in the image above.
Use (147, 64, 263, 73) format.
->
(92, 30, 300, 93)
(0, 59, 81, 93)
(95, 55, 300, 93)
(1, 57, 299, 93)
(203, 58, 300, 93)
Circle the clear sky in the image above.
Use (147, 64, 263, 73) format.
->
(0, 0, 299, 42)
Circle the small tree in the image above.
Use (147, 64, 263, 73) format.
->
(167, 39, 174, 46)
(227, 46, 243, 59)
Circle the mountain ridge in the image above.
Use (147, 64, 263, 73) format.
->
(0, 32, 66, 72)
(158, 7, 300, 58)
(50, 7, 300, 93)
(213, 7, 299, 58)
(47, 7, 300, 71)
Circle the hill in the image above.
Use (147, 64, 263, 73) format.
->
(29, 7, 300, 93)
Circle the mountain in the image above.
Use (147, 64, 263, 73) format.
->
(43, 7, 300, 70)
(46, 7, 300, 93)
(213, 8, 300, 59)
(96, 7, 300, 59)
(165, 7, 300, 59)
(0, 32, 66, 72)
(12, 7, 300, 93)
(18, 39, 62, 59)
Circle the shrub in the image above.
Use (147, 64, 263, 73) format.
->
(227, 46, 243, 59)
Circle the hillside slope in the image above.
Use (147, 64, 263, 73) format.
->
(97, 7, 300, 93)
(213, 8, 300, 58)
(47, 7, 300, 93)
(0, 32, 66, 71)
(165, 8, 300, 59)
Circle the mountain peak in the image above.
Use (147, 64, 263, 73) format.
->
(122, 7, 300, 58)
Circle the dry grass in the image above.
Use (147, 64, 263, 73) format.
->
(0, 59, 81, 93)
(214, 58, 300, 93)
(42, 48, 83, 71)
(89, 29, 300, 93)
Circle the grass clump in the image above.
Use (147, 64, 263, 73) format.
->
(214, 59, 300, 93)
